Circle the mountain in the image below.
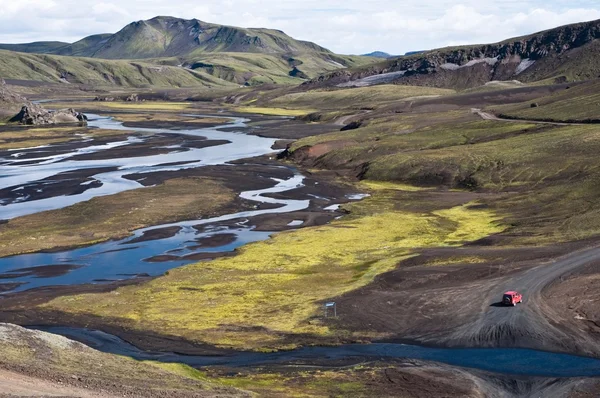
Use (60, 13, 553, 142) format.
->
(0, 16, 331, 59)
(307, 18, 600, 90)
(363, 51, 392, 58)
(0, 16, 378, 87)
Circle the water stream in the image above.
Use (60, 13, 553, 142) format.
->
(34, 326, 600, 378)
(0, 114, 312, 292)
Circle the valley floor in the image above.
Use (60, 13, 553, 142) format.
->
(2, 81, 600, 396)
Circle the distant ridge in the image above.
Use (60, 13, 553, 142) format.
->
(0, 16, 332, 59)
(307, 18, 600, 90)
(363, 51, 393, 58)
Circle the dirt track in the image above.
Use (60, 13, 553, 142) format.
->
(445, 245, 600, 355)
(472, 108, 585, 126)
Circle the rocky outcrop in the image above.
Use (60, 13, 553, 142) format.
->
(11, 106, 87, 125)
(306, 18, 600, 89)
(0, 78, 28, 104)
(1, 78, 86, 125)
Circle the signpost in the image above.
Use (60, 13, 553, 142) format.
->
(324, 302, 337, 318)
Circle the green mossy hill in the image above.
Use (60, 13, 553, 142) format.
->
(291, 104, 600, 244)
(1, 16, 331, 59)
(0, 50, 233, 88)
(0, 17, 378, 87)
(0, 48, 375, 88)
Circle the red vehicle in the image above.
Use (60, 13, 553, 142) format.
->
(502, 291, 523, 306)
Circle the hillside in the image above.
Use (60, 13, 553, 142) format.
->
(0, 49, 374, 88)
(307, 18, 600, 89)
(0, 50, 235, 88)
(0, 16, 376, 87)
(0, 323, 246, 397)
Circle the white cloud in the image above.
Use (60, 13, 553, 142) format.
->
(0, 0, 598, 54)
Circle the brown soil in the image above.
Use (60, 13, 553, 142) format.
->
(331, 237, 600, 357)
(543, 260, 600, 348)
(0, 264, 83, 279)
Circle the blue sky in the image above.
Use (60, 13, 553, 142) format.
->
(0, 0, 599, 54)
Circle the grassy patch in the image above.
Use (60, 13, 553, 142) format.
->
(359, 180, 430, 192)
(0, 126, 126, 150)
(234, 106, 314, 116)
(0, 177, 235, 257)
(113, 113, 232, 124)
(47, 182, 504, 350)
(99, 101, 192, 110)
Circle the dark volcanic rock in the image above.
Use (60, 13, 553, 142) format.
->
(305, 18, 600, 89)
(340, 121, 362, 131)
(11, 106, 86, 125)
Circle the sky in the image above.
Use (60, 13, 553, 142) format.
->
(0, 0, 599, 55)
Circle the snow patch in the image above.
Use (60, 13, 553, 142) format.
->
(441, 57, 498, 71)
(328, 60, 345, 68)
(337, 71, 406, 88)
(346, 193, 371, 200)
(440, 63, 460, 71)
(516, 59, 535, 75)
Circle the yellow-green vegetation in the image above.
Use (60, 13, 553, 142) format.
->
(359, 180, 430, 192)
(0, 127, 126, 150)
(234, 106, 315, 116)
(423, 255, 488, 267)
(0, 177, 235, 257)
(264, 85, 455, 110)
(113, 113, 232, 124)
(0, 324, 245, 396)
(100, 101, 192, 110)
(47, 182, 504, 350)
(491, 80, 600, 122)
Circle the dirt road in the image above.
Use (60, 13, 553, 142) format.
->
(445, 245, 600, 356)
(471, 108, 584, 126)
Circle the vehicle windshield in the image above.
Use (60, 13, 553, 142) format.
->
(503, 294, 512, 301)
